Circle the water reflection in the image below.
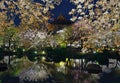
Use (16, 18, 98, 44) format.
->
(19, 64, 55, 83)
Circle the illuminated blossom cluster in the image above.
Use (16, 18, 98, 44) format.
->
(87, 28, 120, 50)
(0, 0, 119, 52)
(0, 0, 62, 28)
(69, 0, 96, 21)
(19, 28, 58, 48)
(69, 0, 120, 52)
(41, 0, 62, 6)
(69, 0, 120, 22)
(69, 0, 120, 33)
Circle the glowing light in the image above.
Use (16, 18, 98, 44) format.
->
(41, 51, 46, 54)
(66, 58, 68, 61)
(34, 51, 37, 54)
(93, 51, 96, 54)
(97, 50, 99, 52)
(13, 50, 16, 52)
(112, 48, 115, 51)
(34, 57, 37, 60)
(59, 61, 65, 67)
(75, 59, 79, 63)
(5, 44, 8, 47)
(22, 49, 25, 52)
(42, 57, 46, 61)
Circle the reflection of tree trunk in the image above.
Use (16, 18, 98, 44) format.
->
(8, 55, 10, 65)
(79, 59, 81, 70)
(8, 38, 11, 66)
(79, 59, 84, 71)
(65, 62, 67, 74)
(22, 56, 24, 67)
(113, 59, 118, 69)
(68, 58, 71, 67)
(81, 59, 83, 71)
(66, 58, 70, 74)
(66, 59, 69, 67)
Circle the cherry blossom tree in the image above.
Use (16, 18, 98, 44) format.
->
(69, 0, 120, 52)
(0, 0, 62, 48)
(0, 0, 119, 52)
(0, 0, 61, 28)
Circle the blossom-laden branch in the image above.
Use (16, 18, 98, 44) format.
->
(68, 0, 120, 52)
(0, 0, 62, 28)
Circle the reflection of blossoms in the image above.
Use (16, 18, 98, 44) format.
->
(19, 64, 53, 82)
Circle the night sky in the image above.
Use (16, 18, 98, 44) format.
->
(34, 0, 98, 20)
(50, 0, 75, 20)
(14, 0, 76, 26)
(50, 0, 98, 19)
(1, 0, 100, 26)
(34, 0, 76, 20)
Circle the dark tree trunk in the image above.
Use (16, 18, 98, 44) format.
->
(8, 38, 11, 66)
